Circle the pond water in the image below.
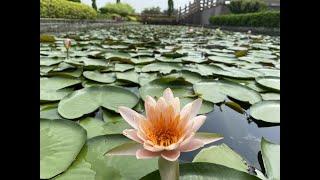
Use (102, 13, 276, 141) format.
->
(180, 102, 280, 170)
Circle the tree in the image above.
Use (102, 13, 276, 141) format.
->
(117, 0, 120, 3)
(167, 0, 174, 16)
(92, 0, 97, 11)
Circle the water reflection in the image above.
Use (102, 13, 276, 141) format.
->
(180, 103, 280, 170)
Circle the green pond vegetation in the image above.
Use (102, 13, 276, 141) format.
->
(40, 25, 280, 180)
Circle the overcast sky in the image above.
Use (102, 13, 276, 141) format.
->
(81, 0, 193, 13)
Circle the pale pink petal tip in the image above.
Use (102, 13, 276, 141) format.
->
(191, 115, 206, 132)
(123, 129, 143, 144)
(118, 106, 143, 129)
(163, 88, 174, 102)
(161, 150, 181, 161)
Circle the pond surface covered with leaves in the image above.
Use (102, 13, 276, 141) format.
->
(40, 25, 280, 180)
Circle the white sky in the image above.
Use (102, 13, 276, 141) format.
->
(81, 0, 193, 13)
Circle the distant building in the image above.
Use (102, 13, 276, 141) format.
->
(263, 0, 280, 10)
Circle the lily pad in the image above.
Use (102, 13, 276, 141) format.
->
(83, 71, 116, 83)
(261, 93, 280, 101)
(114, 63, 134, 72)
(54, 135, 158, 180)
(141, 62, 182, 74)
(116, 70, 139, 84)
(256, 76, 280, 92)
(140, 78, 194, 101)
(194, 80, 262, 104)
(58, 85, 139, 119)
(261, 137, 280, 180)
(249, 100, 280, 123)
(40, 119, 86, 179)
(193, 143, 249, 172)
(141, 162, 260, 180)
(40, 88, 73, 102)
(40, 77, 81, 90)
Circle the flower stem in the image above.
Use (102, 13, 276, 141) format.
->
(158, 157, 179, 180)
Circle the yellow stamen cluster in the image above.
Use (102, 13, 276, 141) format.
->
(142, 105, 185, 147)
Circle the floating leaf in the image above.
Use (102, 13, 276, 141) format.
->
(114, 63, 134, 72)
(141, 62, 182, 74)
(256, 76, 280, 92)
(249, 100, 280, 123)
(141, 162, 260, 180)
(261, 137, 280, 180)
(58, 85, 139, 119)
(140, 79, 194, 101)
(40, 119, 86, 179)
(116, 70, 139, 84)
(193, 143, 249, 172)
(83, 71, 116, 83)
(194, 80, 262, 104)
(40, 88, 73, 102)
(40, 77, 81, 90)
(261, 93, 280, 101)
(54, 135, 158, 180)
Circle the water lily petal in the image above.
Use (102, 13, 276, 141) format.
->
(179, 132, 195, 148)
(105, 142, 142, 156)
(194, 132, 224, 145)
(156, 97, 168, 113)
(188, 98, 202, 120)
(118, 106, 145, 129)
(163, 88, 174, 103)
(180, 102, 192, 121)
(172, 97, 180, 117)
(191, 115, 206, 132)
(180, 98, 202, 121)
(123, 129, 143, 144)
(145, 95, 156, 119)
(164, 136, 185, 150)
(179, 139, 205, 152)
(136, 149, 160, 159)
(161, 150, 181, 161)
(143, 143, 164, 152)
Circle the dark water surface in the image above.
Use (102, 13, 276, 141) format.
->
(180, 103, 280, 170)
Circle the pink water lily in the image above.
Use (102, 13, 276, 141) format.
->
(64, 38, 71, 49)
(106, 88, 223, 162)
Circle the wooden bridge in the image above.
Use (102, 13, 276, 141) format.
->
(177, 0, 280, 25)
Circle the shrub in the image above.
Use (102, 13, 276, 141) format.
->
(99, 3, 135, 17)
(40, 0, 97, 19)
(142, 7, 161, 15)
(40, 34, 56, 43)
(228, 0, 267, 14)
(67, 0, 80, 2)
(209, 11, 280, 27)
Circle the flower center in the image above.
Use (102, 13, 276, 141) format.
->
(142, 110, 185, 147)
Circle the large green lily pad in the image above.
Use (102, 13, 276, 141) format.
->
(58, 85, 139, 119)
(194, 80, 262, 104)
(249, 100, 280, 123)
(141, 162, 260, 180)
(256, 76, 280, 92)
(55, 135, 158, 180)
(83, 71, 116, 83)
(40, 77, 81, 90)
(261, 137, 280, 180)
(193, 143, 249, 172)
(40, 119, 87, 179)
(139, 78, 194, 100)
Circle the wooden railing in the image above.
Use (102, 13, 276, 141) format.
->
(177, 0, 227, 20)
